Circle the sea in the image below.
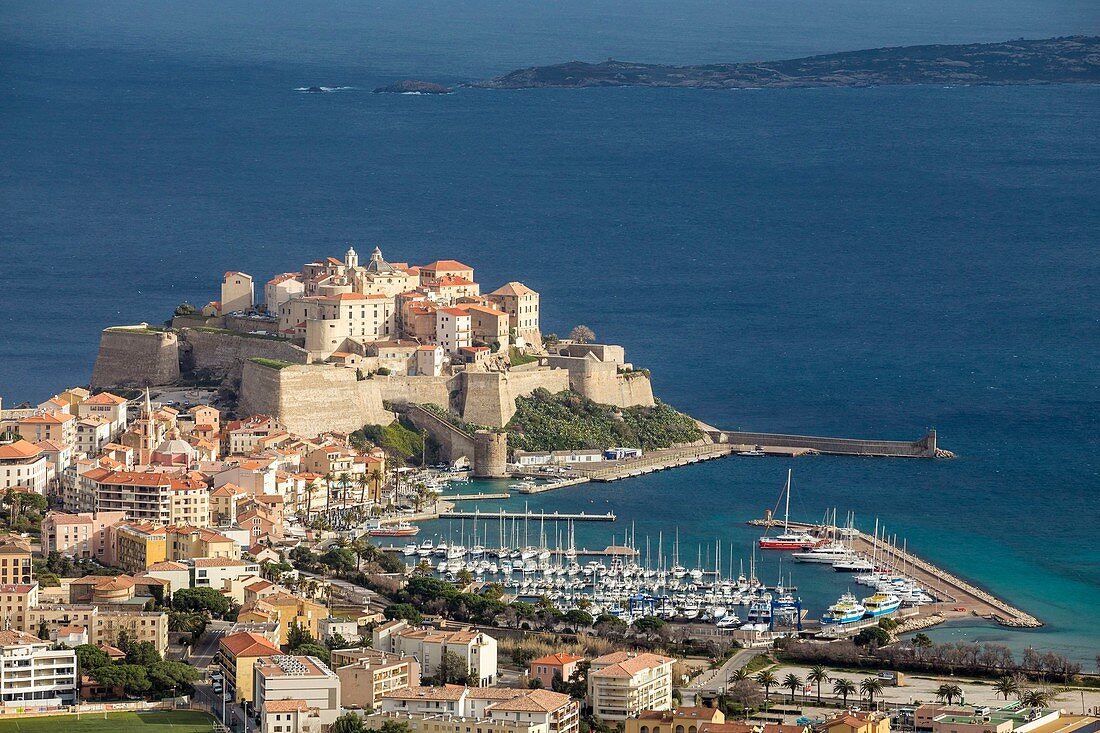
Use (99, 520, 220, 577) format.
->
(1, 1, 1097, 663)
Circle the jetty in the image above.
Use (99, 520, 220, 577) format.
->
(748, 517, 1041, 628)
(713, 427, 949, 458)
(445, 492, 511, 501)
(511, 477, 590, 493)
(442, 509, 616, 522)
(577, 444, 733, 482)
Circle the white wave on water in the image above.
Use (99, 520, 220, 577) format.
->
(293, 86, 357, 92)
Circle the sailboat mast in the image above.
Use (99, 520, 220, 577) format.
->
(784, 468, 792, 532)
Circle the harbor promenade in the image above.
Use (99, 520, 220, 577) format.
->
(749, 517, 1042, 628)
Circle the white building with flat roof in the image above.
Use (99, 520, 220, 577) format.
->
(0, 629, 78, 710)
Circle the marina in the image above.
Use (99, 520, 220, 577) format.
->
(441, 509, 617, 521)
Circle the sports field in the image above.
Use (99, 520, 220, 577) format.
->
(0, 710, 217, 733)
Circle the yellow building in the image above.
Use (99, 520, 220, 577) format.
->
(816, 712, 891, 733)
(217, 630, 282, 704)
(240, 591, 326, 645)
(114, 523, 168, 572)
(25, 604, 168, 655)
(487, 281, 540, 344)
(0, 537, 34, 586)
(221, 271, 255, 315)
(0, 583, 39, 631)
(166, 525, 240, 562)
(587, 651, 675, 722)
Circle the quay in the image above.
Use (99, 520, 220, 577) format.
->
(445, 492, 511, 501)
(511, 477, 590, 493)
(748, 517, 1041, 628)
(380, 544, 638, 557)
(711, 427, 950, 458)
(441, 509, 616, 522)
(577, 444, 733, 482)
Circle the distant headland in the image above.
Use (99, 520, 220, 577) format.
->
(467, 36, 1099, 90)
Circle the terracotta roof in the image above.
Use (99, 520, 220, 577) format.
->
(490, 281, 536, 297)
(486, 689, 572, 713)
(384, 686, 467, 701)
(145, 561, 189, 571)
(0, 441, 44, 459)
(590, 651, 674, 678)
(194, 557, 251, 568)
(264, 699, 311, 713)
(0, 629, 46, 646)
(85, 392, 128, 405)
(421, 260, 472, 271)
(530, 652, 584, 666)
(219, 631, 281, 658)
(438, 307, 469, 317)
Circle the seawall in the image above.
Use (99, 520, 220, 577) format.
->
(712, 429, 942, 458)
(90, 326, 180, 388)
(542, 355, 654, 408)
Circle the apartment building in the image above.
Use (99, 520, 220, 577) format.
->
(0, 584, 38, 631)
(217, 631, 283, 705)
(24, 605, 168, 655)
(587, 651, 675, 722)
(253, 655, 340, 729)
(373, 620, 497, 687)
(0, 539, 33, 586)
(42, 510, 127, 559)
(379, 687, 578, 733)
(330, 647, 420, 710)
(0, 441, 48, 494)
(0, 629, 78, 709)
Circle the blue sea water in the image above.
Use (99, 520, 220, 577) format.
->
(1, 2, 1097, 662)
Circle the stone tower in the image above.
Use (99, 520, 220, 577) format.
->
(345, 246, 359, 268)
(472, 431, 508, 478)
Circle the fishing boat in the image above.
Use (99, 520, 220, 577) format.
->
(759, 470, 822, 550)
(862, 592, 902, 617)
(821, 592, 866, 624)
(367, 521, 420, 537)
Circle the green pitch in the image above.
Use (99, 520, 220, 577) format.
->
(0, 711, 217, 733)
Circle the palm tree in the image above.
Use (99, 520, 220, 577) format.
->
(807, 666, 830, 704)
(322, 472, 335, 514)
(833, 678, 856, 707)
(860, 677, 884, 706)
(1019, 689, 1050, 708)
(356, 474, 370, 505)
(337, 471, 351, 504)
(730, 666, 749, 683)
(783, 673, 804, 703)
(305, 481, 320, 518)
(936, 683, 963, 705)
(351, 536, 368, 572)
(912, 632, 933, 660)
(369, 468, 384, 504)
(992, 677, 1018, 701)
(755, 670, 778, 701)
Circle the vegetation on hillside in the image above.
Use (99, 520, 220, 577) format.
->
(506, 389, 702, 452)
(351, 420, 424, 463)
(248, 356, 295, 369)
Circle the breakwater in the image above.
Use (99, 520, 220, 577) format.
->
(712, 428, 947, 458)
(442, 509, 616, 521)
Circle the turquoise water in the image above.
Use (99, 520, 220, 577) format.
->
(1, 2, 1097, 662)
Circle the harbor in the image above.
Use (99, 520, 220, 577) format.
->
(441, 509, 616, 521)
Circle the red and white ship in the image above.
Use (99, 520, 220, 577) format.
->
(366, 521, 420, 537)
(758, 469, 824, 550)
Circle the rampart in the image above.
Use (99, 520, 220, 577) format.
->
(710, 428, 940, 458)
(90, 326, 180, 388)
(404, 405, 476, 466)
(455, 369, 570, 426)
(182, 328, 309, 382)
(542, 355, 654, 408)
(237, 361, 393, 436)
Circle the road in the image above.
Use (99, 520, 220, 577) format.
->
(298, 569, 391, 611)
(685, 648, 761, 695)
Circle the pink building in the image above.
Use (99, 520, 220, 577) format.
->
(529, 652, 584, 689)
(42, 510, 126, 561)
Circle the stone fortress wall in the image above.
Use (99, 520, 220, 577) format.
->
(182, 328, 309, 381)
(90, 326, 180, 389)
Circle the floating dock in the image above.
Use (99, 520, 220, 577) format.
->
(445, 492, 511, 501)
(441, 509, 616, 522)
(511, 477, 590, 493)
(713, 427, 949, 458)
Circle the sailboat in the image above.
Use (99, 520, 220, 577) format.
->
(758, 469, 822, 550)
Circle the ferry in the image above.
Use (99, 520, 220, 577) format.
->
(367, 521, 419, 537)
(821, 592, 866, 624)
(862, 592, 902, 617)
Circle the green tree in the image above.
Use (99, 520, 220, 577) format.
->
(173, 587, 232, 617)
(782, 673, 804, 703)
(755, 670, 777, 700)
(331, 713, 366, 733)
(807, 666, 830, 704)
(564, 609, 594, 632)
(860, 677, 884, 705)
(456, 568, 474, 587)
(992, 677, 1018, 701)
(378, 721, 413, 733)
(287, 622, 315, 651)
(936, 683, 963, 704)
(384, 603, 423, 625)
(833, 678, 856, 706)
(1020, 689, 1050, 708)
(438, 650, 470, 685)
(75, 643, 111, 673)
(632, 615, 665, 638)
(854, 626, 890, 648)
(912, 633, 933, 659)
(174, 302, 196, 316)
(126, 640, 161, 666)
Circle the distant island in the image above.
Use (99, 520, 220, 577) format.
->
(468, 36, 1099, 90)
(373, 80, 454, 94)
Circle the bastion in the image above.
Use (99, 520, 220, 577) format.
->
(90, 325, 180, 388)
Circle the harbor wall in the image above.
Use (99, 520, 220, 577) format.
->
(90, 327, 180, 388)
(404, 405, 476, 467)
(711, 429, 939, 458)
